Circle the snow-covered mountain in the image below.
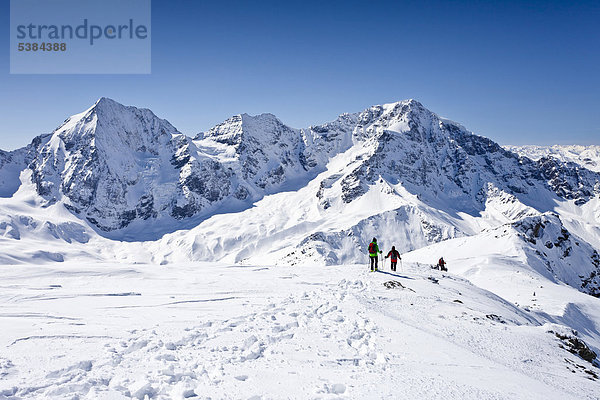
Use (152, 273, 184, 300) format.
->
(148, 101, 600, 271)
(506, 144, 600, 173)
(15, 99, 358, 239)
(1, 98, 599, 268)
(6, 99, 597, 227)
(25, 98, 232, 236)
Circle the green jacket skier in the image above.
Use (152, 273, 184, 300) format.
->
(368, 238, 382, 271)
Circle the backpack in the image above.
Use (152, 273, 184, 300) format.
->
(368, 242, 375, 253)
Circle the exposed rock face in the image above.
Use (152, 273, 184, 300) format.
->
(511, 213, 600, 296)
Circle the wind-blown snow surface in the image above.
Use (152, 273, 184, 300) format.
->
(0, 262, 599, 399)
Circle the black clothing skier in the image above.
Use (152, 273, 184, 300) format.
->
(385, 246, 401, 272)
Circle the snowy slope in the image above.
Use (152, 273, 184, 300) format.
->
(406, 213, 600, 297)
(0, 261, 598, 399)
(506, 145, 600, 173)
(404, 214, 600, 360)
(0, 169, 150, 265)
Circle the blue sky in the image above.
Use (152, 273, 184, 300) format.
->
(1, 0, 599, 150)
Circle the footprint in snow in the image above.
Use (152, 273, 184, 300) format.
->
(122, 339, 149, 354)
(320, 383, 346, 394)
(0, 358, 14, 377)
(45, 360, 93, 379)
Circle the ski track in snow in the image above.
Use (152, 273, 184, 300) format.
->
(0, 263, 598, 400)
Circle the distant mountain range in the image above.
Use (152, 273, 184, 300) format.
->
(1, 98, 599, 298)
(505, 144, 600, 173)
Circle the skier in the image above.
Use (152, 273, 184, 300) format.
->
(437, 257, 447, 272)
(385, 246, 401, 272)
(368, 238, 382, 271)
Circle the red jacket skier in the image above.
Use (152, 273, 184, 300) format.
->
(385, 246, 401, 272)
(437, 257, 447, 271)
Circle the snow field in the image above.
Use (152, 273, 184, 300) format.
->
(0, 262, 598, 399)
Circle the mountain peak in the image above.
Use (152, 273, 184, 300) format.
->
(200, 112, 294, 147)
(385, 98, 424, 108)
(47, 97, 179, 155)
(94, 96, 120, 106)
(88, 97, 132, 116)
(357, 99, 433, 123)
(240, 112, 279, 121)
